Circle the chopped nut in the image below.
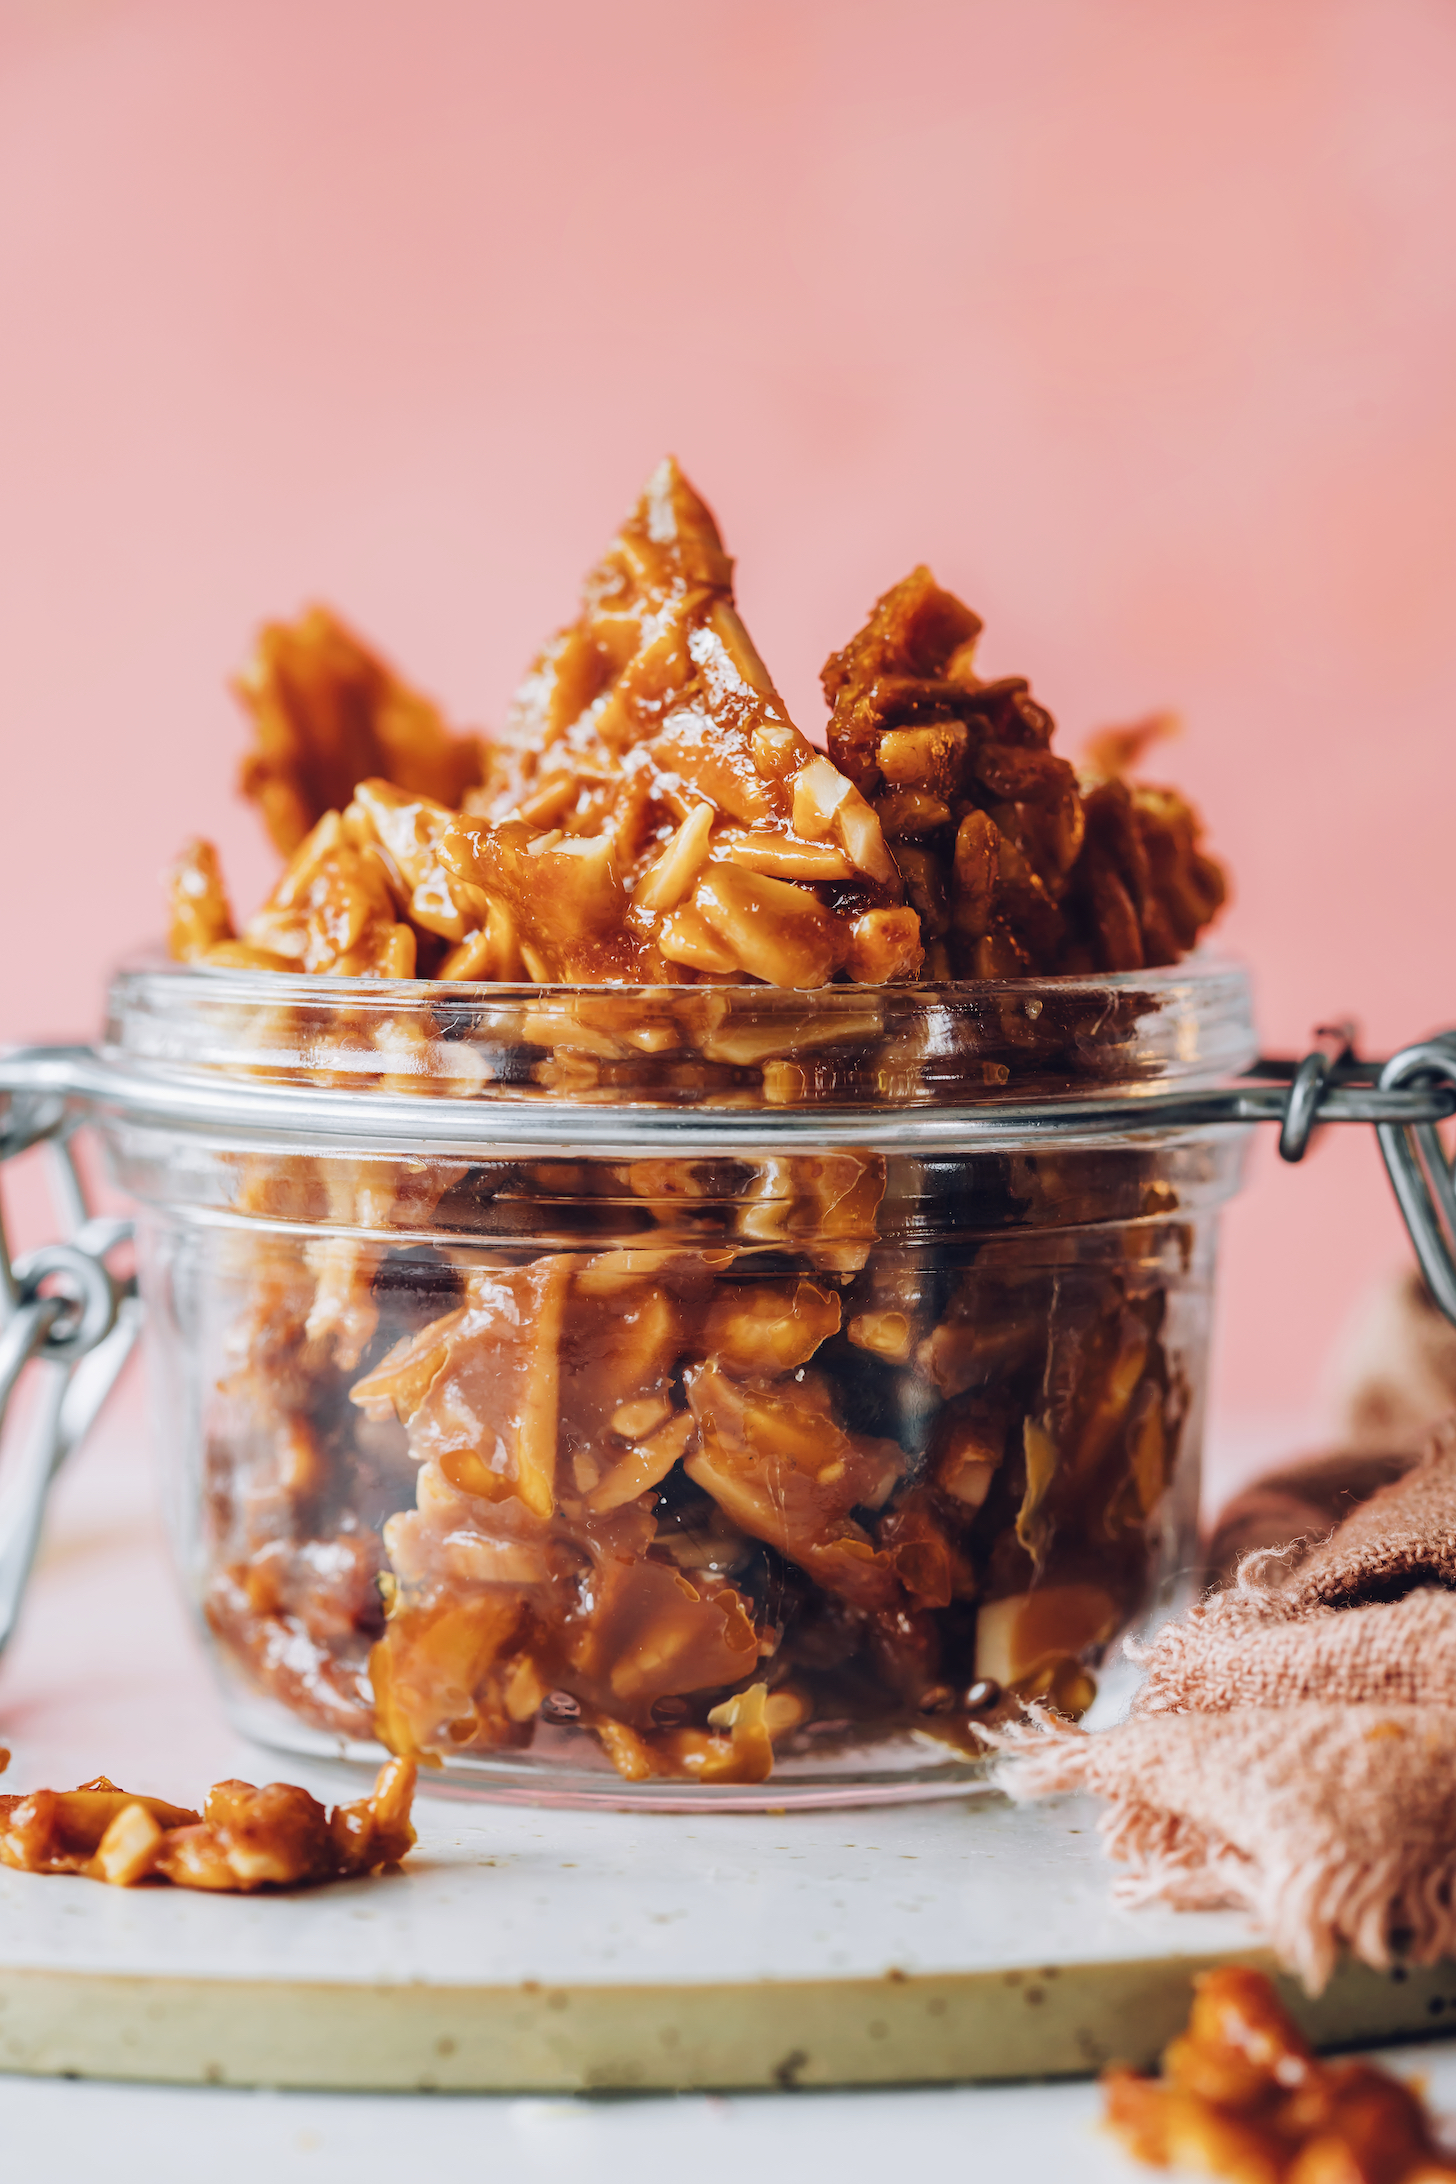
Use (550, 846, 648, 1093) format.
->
(91, 1802, 166, 1886)
(611, 1395, 674, 1441)
(875, 789, 954, 838)
(705, 1280, 843, 1377)
(630, 803, 715, 914)
(845, 906, 924, 985)
(791, 753, 853, 839)
(657, 902, 744, 974)
(588, 1410, 696, 1513)
(722, 831, 855, 882)
(849, 1309, 916, 1366)
(876, 720, 969, 793)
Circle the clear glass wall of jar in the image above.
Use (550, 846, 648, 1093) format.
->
(99, 957, 1254, 1806)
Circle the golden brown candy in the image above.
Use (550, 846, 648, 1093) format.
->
(1104, 1966, 1456, 2182)
(166, 838, 235, 961)
(176, 463, 1223, 992)
(438, 458, 905, 986)
(823, 565, 1224, 975)
(163, 466, 1228, 1785)
(236, 605, 486, 855)
(0, 1761, 415, 1892)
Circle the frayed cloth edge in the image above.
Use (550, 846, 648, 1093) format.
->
(994, 1725, 1456, 1996)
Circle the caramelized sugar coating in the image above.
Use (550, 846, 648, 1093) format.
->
(197, 1145, 1195, 1785)
(0, 1758, 415, 1892)
(236, 606, 486, 857)
(178, 461, 1223, 988)
(1105, 1966, 1456, 2182)
(162, 465, 1226, 1785)
(166, 838, 236, 962)
(822, 567, 1226, 977)
(439, 457, 907, 984)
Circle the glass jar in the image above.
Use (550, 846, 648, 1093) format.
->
(93, 955, 1252, 1808)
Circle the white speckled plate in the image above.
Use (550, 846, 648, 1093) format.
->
(1, 1405, 1449, 2091)
(2, 1785, 1451, 2090)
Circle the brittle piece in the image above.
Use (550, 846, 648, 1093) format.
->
(822, 567, 1078, 977)
(370, 1585, 538, 1760)
(166, 838, 235, 961)
(352, 1258, 574, 1522)
(917, 1268, 1047, 1400)
(0, 1779, 199, 1875)
(1067, 772, 1227, 972)
(1104, 1966, 1456, 2182)
(823, 567, 1225, 976)
(0, 1761, 416, 1892)
(731, 1151, 886, 1274)
(440, 459, 910, 986)
(1129, 781, 1228, 955)
(236, 605, 486, 855)
(173, 462, 1226, 998)
(876, 1484, 978, 1610)
(238, 809, 417, 976)
(562, 1549, 760, 1719)
(592, 1679, 776, 1785)
(160, 1779, 336, 1890)
(704, 1278, 842, 1377)
(198, 1239, 401, 1745)
(684, 1363, 905, 1611)
(330, 1752, 419, 1874)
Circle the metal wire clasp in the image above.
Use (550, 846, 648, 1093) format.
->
(1245, 1025, 1456, 1324)
(1273, 1021, 1357, 1162)
(0, 1095, 141, 1659)
(1373, 1035, 1456, 1326)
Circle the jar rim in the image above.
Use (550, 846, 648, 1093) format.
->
(57, 950, 1261, 1153)
(108, 946, 1245, 1013)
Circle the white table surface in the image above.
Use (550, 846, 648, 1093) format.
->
(3, 1371, 1453, 2181)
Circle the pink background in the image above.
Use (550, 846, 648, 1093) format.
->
(2, 0, 1453, 1458)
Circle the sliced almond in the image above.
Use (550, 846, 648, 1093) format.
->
(692, 864, 839, 989)
(631, 803, 715, 914)
(658, 903, 744, 974)
(723, 831, 855, 881)
(588, 1411, 696, 1514)
(791, 755, 852, 839)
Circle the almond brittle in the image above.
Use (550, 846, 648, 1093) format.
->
(171, 458, 1223, 993)
(185, 1131, 1207, 1785)
(0, 1759, 416, 1892)
(236, 606, 486, 857)
(156, 465, 1233, 1788)
(1105, 1967, 1456, 2182)
(822, 566, 1226, 978)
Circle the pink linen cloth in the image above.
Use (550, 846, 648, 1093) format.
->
(997, 1423, 1456, 1992)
